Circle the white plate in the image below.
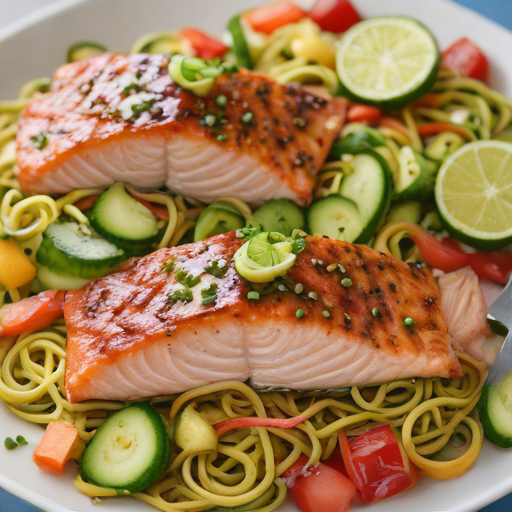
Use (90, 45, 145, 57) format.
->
(1, 0, 512, 511)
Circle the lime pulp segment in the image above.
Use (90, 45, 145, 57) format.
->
(336, 17, 439, 108)
(435, 140, 512, 249)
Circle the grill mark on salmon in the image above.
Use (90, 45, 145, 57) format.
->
(63, 233, 461, 403)
(16, 54, 346, 205)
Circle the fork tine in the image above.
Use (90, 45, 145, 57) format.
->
(488, 275, 512, 329)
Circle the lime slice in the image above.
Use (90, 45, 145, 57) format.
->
(336, 17, 439, 109)
(435, 140, 512, 250)
(234, 232, 296, 283)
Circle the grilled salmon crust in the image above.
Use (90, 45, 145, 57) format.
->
(16, 54, 346, 205)
(64, 233, 461, 403)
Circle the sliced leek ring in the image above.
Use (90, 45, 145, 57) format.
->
(234, 232, 296, 283)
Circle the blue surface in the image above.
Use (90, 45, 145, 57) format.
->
(1, 0, 512, 511)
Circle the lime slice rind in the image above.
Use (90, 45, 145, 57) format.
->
(435, 140, 512, 250)
(336, 17, 440, 109)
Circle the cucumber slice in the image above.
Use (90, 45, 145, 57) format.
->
(67, 41, 107, 63)
(252, 199, 305, 236)
(386, 201, 422, 225)
(330, 123, 387, 156)
(336, 17, 440, 109)
(480, 372, 512, 448)
(36, 263, 91, 291)
(36, 221, 126, 280)
(307, 196, 364, 242)
(90, 183, 160, 253)
(227, 16, 253, 69)
(394, 146, 438, 201)
(194, 201, 245, 242)
(81, 402, 170, 493)
(338, 149, 392, 243)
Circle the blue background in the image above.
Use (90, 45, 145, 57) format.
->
(1, 0, 512, 511)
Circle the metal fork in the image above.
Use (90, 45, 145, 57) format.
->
(487, 273, 512, 385)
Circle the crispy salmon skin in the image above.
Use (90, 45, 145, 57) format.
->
(64, 233, 460, 403)
(16, 54, 346, 205)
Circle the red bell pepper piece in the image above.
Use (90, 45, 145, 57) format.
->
(417, 122, 474, 140)
(0, 290, 66, 337)
(308, 0, 362, 33)
(179, 28, 229, 60)
(338, 425, 417, 503)
(442, 37, 489, 82)
(245, 2, 305, 35)
(402, 223, 512, 284)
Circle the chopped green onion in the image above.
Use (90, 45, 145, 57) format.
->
(201, 283, 218, 306)
(291, 237, 306, 254)
(203, 114, 217, 127)
(15, 435, 28, 446)
(174, 268, 200, 288)
(308, 291, 318, 301)
(4, 437, 17, 450)
(403, 317, 414, 326)
(30, 132, 48, 150)
(341, 278, 352, 288)
(296, 309, 304, 318)
(338, 264, 346, 273)
(217, 134, 228, 141)
(247, 291, 260, 300)
(322, 310, 330, 318)
(168, 288, 194, 303)
(205, 260, 228, 279)
(241, 112, 254, 124)
(162, 258, 175, 274)
(371, 308, 380, 317)
(215, 94, 228, 107)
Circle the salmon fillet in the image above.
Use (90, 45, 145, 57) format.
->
(64, 233, 461, 403)
(16, 53, 346, 205)
(437, 267, 490, 361)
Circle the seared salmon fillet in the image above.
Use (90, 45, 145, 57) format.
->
(437, 267, 490, 361)
(64, 233, 460, 403)
(16, 54, 346, 205)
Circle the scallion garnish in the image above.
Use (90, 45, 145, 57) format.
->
(201, 283, 218, 306)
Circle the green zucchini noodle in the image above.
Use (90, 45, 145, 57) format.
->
(0, 20, 506, 512)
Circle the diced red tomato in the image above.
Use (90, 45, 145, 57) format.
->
(283, 454, 356, 512)
(0, 290, 66, 337)
(308, 0, 362, 33)
(338, 425, 417, 503)
(404, 223, 512, 284)
(347, 104, 382, 124)
(179, 28, 229, 60)
(442, 37, 489, 82)
(245, 2, 305, 35)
